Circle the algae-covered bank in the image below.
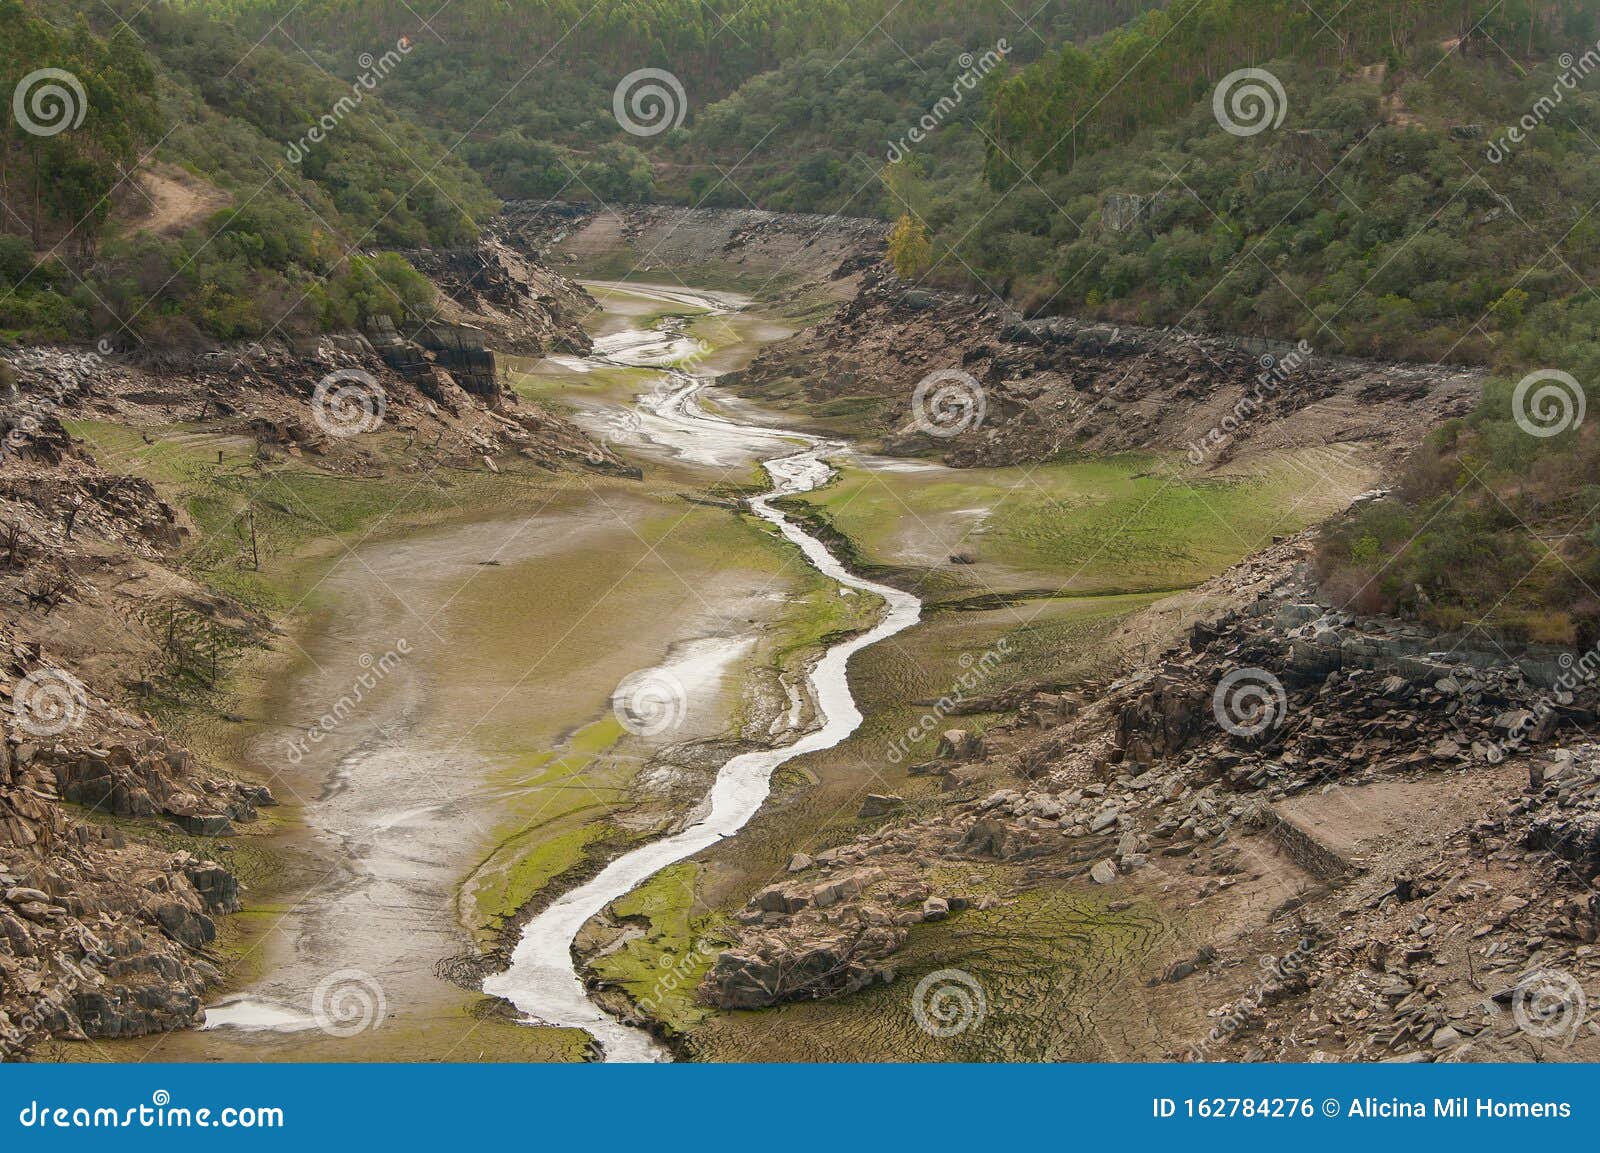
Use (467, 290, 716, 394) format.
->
(115, 266, 1343, 1063)
(74, 278, 851, 1061)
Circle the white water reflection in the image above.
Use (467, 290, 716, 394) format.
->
(483, 289, 923, 1062)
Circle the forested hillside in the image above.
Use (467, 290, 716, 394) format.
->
(195, 0, 1165, 204)
(1, 0, 495, 345)
(868, 0, 1600, 644)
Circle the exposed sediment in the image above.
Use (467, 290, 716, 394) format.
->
(499, 201, 886, 287)
(0, 246, 616, 1057)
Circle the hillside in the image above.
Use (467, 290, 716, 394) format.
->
(188, 0, 1165, 207)
(1, 0, 497, 347)
(906, 0, 1600, 646)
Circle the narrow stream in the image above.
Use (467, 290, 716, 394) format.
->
(481, 287, 923, 1061)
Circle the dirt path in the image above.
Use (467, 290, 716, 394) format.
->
(117, 164, 232, 238)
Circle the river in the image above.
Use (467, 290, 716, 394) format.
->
(481, 285, 923, 1060)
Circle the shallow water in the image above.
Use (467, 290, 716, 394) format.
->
(481, 288, 924, 1061)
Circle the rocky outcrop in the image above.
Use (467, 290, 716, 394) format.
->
(699, 864, 934, 1009)
(388, 237, 595, 357)
(46, 741, 272, 836)
(727, 267, 1482, 469)
(1102, 589, 1598, 796)
(1, 725, 242, 1056)
(700, 923, 906, 1010)
(691, 531, 1600, 1062)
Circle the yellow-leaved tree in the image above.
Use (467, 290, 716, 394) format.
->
(887, 214, 932, 279)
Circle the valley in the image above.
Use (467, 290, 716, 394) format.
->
(9, 200, 1533, 1064)
(6, 41, 1600, 1153)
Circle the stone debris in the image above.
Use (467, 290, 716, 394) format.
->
(0, 242, 615, 1056)
(727, 266, 1481, 472)
(695, 536, 1600, 1061)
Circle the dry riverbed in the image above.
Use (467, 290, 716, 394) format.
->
(82, 283, 863, 1062)
(70, 267, 1378, 1063)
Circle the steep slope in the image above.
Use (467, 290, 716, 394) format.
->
(188, 0, 1167, 204)
(2, 0, 497, 347)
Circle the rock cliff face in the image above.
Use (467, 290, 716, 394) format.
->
(391, 237, 596, 357)
(727, 268, 1483, 469)
(0, 643, 251, 1055)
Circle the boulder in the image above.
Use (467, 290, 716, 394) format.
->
(698, 924, 907, 1009)
(858, 794, 905, 819)
(936, 730, 984, 761)
(752, 883, 811, 915)
(1090, 808, 1121, 833)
